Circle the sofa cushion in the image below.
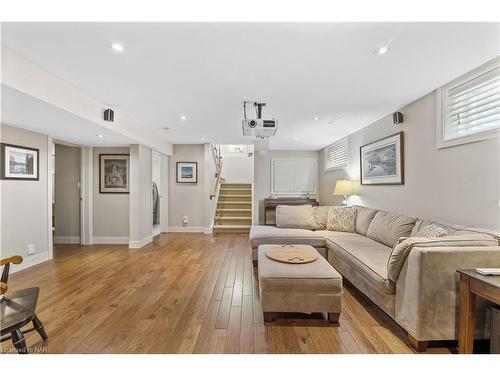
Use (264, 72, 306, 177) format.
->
(327, 206, 357, 232)
(352, 205, 378, 235)
(415, 224, 447, 238)
(275, 205, 314, 230)
(367, 211, 417, 247)
(312, 206, 333, 230)
(387, 234, 499, 283)
(249, 225, 326, 249)
(326, 234, 395, 294)
(410, 218, 500, 244)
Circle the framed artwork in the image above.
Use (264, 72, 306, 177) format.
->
(176, 161, 198, 183)
(0, 142, 39, 180)
(360, 131, 404, 185)
(99, 154, 130, 193)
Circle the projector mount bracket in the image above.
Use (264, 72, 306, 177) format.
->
(243, 101, 267, 120)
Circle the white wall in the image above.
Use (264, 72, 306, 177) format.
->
(254, 150, 320, 225)
(93, 147, 130, 241)
(129, 144, 153, 248)
(319, 91, 500, 231)
(0, 124, 51, 270)
(221, 153, 253, 183)
(169, 144, 207, 230)
(54, 143, 80, 243)
(204, 144, 219, 232)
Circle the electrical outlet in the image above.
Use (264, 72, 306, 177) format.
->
(27, 244, 35, 255)
(182, 215, 188, 225)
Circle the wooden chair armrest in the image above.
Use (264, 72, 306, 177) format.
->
(0, 255, 23, 267)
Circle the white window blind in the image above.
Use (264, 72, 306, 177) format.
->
(324, 138, 349, 171)
(437, 58, 500, 148)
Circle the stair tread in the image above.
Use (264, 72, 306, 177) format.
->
(217, 202, 251, 205)
(216, 216, 251, 219)
(219, 194, 252, 198)
(216, 208, 251, 211)
(213, 224, 251, 228)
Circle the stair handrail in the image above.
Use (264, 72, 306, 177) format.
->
(210, 145, 223, 199)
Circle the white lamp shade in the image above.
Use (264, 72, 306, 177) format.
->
(333, 180, 358, 196)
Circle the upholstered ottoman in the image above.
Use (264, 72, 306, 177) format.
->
(258, 244, 343, 323)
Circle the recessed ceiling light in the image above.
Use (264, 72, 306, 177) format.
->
(375, 46, 389, 55)
(96, 134, 104, 138)
(293, 137, 299, 141)
(313, 117, 320, 121)
(110, 42, 125, 53)
(201, 137, 206, 141)
(180, 115, 187, 121)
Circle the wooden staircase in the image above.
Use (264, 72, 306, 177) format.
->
(213, 183, 252, 234)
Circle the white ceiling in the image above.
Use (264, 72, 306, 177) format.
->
(1, 85, 135, 147)
(2, 22, 499, 150)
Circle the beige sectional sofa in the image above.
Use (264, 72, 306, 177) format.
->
(250, 205, 500, 351)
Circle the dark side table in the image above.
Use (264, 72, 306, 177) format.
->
(457, 269, 500, 354)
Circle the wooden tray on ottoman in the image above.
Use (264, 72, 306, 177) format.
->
(266, 245, 319, 264)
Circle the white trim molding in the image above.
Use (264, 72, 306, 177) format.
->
(54, 236, 81, 244)
(81, 146, 93, 245)
(168, 227, 209, 233)
(93, 236, 129, 245)
(11, 251, 50, 274)
(129, 236, 153, 249)
(47, 137, 54, 260)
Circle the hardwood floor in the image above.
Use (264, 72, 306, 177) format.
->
(1, 233, 452, 354)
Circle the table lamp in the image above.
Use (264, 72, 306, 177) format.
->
(333, 180, 358, 206)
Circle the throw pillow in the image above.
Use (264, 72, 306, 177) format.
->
(275, 205, 315, 229)
(416, 224, 447, 238)
(311, 206, 333, 230)
(326, 206, 357, 232)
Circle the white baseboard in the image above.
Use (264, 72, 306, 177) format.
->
(168, 227, 210, 233)
(92, 236, 129, 244)
(204, 227, 213, 234)
(10, 251, 50, 273)
(54, 236, 80, 244)
(129, 236, 153, 249)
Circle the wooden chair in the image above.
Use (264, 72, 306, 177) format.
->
(0, 256, 48, 354)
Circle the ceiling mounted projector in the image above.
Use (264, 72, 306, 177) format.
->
(242, 101, 278, 138)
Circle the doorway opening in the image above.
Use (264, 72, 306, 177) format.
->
(213, 144, 254, 234)
(53, 141, 81, 245)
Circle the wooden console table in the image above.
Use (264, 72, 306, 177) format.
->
(457, 269, 500, 354)
(263, 197, 319, 225)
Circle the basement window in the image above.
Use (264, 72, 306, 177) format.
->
(324, 137, 349, 171)
(436, 58, 500, 148)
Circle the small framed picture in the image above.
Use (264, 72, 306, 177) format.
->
(99, 154, 130, 193)
(176, 162, 198, 183)
(360, 131, 404, 185)
(0, 143, 39, 180)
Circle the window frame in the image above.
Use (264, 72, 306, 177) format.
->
(436, 57, 500, 149)
(324, 137, 349, 172)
